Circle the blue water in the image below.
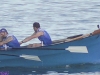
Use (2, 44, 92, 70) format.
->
(0, 0, 100, 75)
(1, 64, 100, 75)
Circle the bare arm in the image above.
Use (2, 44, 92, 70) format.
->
(67, 29, 100, 42)
(0, 35, 3, 42)
(0, 36, 13, 46)
(20, 32, 43, 44)
(92, 29, 100, 35)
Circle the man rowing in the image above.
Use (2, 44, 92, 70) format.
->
(0, 28, 20, 49)
(20, 22, 52, 48)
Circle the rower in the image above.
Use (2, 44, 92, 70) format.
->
(20, 22, 52, 48)
(0, 28, 20, 49)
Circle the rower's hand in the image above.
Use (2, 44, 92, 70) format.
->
(19, 41, 23, 45)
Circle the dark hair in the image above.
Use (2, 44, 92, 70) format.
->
(97, 25, 99, 28)
(0, 28, 8, 34)
(33, 22, 40, 28)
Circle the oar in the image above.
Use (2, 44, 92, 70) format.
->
(40, 46, 88, 53)
(1, 46, 88, 53)
(0, 54, 41, 61)
(12, 46, 88, 53)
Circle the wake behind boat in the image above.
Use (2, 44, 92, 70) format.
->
(0, 31, 100, 68)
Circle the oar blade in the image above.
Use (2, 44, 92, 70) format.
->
(65, 46, 88, 53)
(20, 54, 41, 61)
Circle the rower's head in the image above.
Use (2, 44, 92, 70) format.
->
(0, 28, 8, 37)
(97, 25, 100, 29)
(33, 22, 40, 32)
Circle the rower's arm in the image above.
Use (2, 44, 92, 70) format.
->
(66, 29, 100, 42)
(0, 35, 3, 42)
(92, 29, 100, 35)
(65, 34, 90, 42)
(0, 36, 13, 46)
(21, 32, 43, 44)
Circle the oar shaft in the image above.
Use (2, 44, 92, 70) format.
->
(0, 54, 18, 57)
(12, 47, 65, 50)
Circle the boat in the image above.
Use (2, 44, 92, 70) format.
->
(0, 31, 100, 68)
